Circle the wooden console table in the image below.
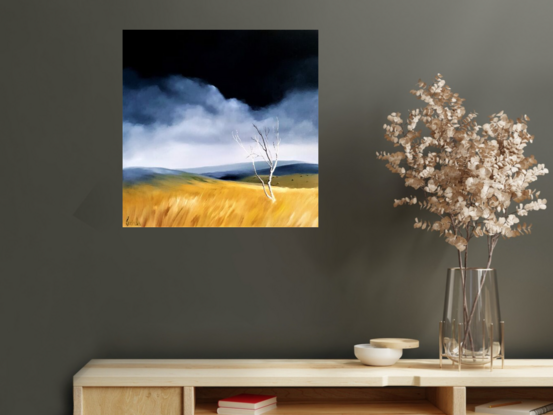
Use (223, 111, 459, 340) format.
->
(73, 359, 553, 415)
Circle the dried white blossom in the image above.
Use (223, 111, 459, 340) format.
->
(378, 74, 548, 267)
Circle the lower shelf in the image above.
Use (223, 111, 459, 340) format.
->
(196, 401, 445, 414)
(194, 386, 461, 415)
(75, 385, 553, 415)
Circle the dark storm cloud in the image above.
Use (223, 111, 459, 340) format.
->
(123, 30, 318, 169)
(123, 30, 318, 108)
(123, 70, 224, 126)
(123, 74, 318, 168)
(123, 70, 318, 135)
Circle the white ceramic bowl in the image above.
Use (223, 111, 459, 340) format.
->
(354, 344, 403, 366)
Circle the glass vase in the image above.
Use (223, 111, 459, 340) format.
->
(441, 268, 503, 366)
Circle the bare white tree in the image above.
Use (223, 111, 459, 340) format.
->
(232, 118, 280, 202)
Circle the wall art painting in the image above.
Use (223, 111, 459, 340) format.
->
(123, 30, 318, 227)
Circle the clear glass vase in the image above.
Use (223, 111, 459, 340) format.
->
(441, 268, 503, 366)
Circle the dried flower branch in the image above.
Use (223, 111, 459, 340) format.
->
(378, 74, 548, 268)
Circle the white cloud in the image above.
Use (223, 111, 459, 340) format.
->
(123, 76, 318, 169)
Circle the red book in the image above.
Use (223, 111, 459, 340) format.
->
(218, 394, 277, 410)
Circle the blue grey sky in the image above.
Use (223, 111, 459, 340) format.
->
(123, 75, 318, 169)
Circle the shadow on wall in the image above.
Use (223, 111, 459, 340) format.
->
(297, 106, 450, 277)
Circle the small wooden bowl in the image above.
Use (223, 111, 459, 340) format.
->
(370, 338, 419, 350)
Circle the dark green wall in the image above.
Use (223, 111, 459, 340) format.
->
(2, 1, 553, 413)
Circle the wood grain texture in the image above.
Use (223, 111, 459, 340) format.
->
(82, 387, 182, 415)
(73, 387, 83, 415)
(196, 387, 426, 403)
(466, 403, 480, 415)
(73, 359, 553, 387)
(183, 386, 195, 415)
(370, 339, 419, 349)
(427, 387, 466, 415)
(466, 387, 553, 404)
(196, 402, 443, 414)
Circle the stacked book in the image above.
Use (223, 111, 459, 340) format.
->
(475, 400, 553, 415)
(217, 394, 277, 415)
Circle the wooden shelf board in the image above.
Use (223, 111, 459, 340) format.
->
(195, 386, 427, 403)
(195, 402, 444, 414)
(73, 359, 553, 387)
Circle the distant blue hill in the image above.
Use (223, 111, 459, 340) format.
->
(198, 162, 318, 181)
(183, 160, 300, 176)
(123, 167, 185, 183)
(258, 163, 318, 176)
(123, 161, 318, 184)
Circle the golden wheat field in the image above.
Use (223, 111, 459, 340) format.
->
(123, 178, 318, 227)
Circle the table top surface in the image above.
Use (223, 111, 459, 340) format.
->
(73, 359, 553, 387)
